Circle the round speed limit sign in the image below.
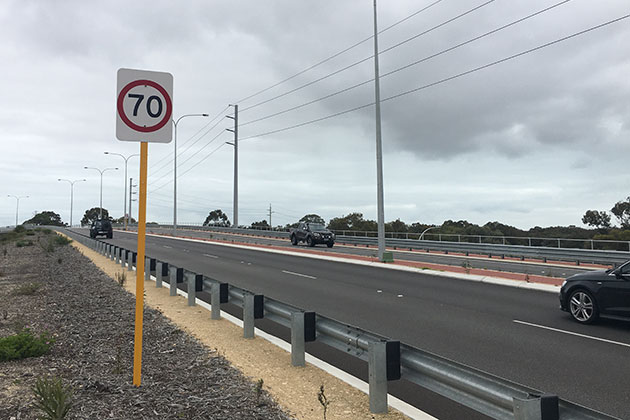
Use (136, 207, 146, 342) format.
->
(116, 68, 173, 143)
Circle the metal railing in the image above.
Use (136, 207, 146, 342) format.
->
(64, 228, 619, 420)
(125, 224, 630, 266)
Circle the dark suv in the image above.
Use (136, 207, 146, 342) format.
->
(90, 219, 113, 239)
(290, 222, 335, 248)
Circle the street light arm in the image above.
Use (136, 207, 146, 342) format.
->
(173, 113, 210, 126)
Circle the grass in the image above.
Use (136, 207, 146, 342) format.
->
(16, 239, 34, 247)
(115, 271, 127, 287)
(12, 282, 42, 296)
(32, 376, 72, 420)
(0, 328, 54, 362)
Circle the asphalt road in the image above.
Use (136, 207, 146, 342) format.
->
(144, 226, 592, 278)
(71, 228, 629, 419)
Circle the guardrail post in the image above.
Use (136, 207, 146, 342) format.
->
(185, 271, 203, 306)
(243, 294, 264, 339)
(170, 267, 183, 296)
(120, 249, 126, 267)
(513, 394, 559, 420)
(290, 311, 316, 367)
(211, 282, 229, 320)
(368, 340, 400, 414)
(127, 251, 134, 272)
(155, 261, 168, 288)
(144, 257, 155, 282)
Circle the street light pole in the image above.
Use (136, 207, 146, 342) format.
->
(7, 195, 28, 226)
(373, 0, 386, 262)
(226, 104, 238, 228)
(84, 166, 118, 219)
(104, 151, 139, 230)
(172, 113, 209, 233)
(57, 179, 86, 227)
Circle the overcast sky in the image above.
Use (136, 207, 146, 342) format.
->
(1, 0, 629, 230)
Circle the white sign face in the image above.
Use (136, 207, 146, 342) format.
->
(116, 68, 173, 143)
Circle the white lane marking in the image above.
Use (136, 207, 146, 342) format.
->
(397, 294, 404, 298)
(203, 254, 218, 259)
(377, 289, 383, 293)
(282, 270, 317, 280)
(513, 320, 630, 349)
(163, 245, 172, 249)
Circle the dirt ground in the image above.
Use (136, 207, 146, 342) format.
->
(71, 238, 411, 420)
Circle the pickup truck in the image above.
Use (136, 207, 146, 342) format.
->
(290, 222, 335, 248)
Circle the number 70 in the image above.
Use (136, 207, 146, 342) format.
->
(128, 93, 163, 118)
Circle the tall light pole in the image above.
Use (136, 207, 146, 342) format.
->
(172, 113, 209, 233)
(226, 104, 238, 228)
(57, 179, 86, 227)
(84, 166, 118, 219)
(7, 195, 28, 226)
(104, 151, 139, 230)
(373, 0, 386, 262)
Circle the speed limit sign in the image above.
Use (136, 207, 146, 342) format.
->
(116, 68, 173, 143)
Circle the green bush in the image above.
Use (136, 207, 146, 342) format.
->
(32, 376, 72, 420)
(0, 328, 54, 362)
(13, 282, 42, 296)
(53, 235, 72, 246)
(26, 230, 36, 236)
(16, 239, 34, 247)
(13, 225, 26, 234)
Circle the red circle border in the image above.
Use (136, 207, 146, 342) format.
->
(117, 79, 173, 133)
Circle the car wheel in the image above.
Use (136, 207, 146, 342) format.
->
(291, 235, 297, 246)
(568, 289, 598, 324)
(327, 241, 334, 248)
(306, 236, 314, 247)
(107, 232, 113, 239)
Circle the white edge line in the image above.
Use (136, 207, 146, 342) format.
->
(513, 320, 630, 348)
(281, 270, 317, 279)
(203, 254, 219, 259)
(145, 274, 436, 420)
(138, 231, 561, 294)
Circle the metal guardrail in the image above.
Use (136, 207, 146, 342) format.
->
(126, 224, 630, 266)
(63, 228, 619, 420)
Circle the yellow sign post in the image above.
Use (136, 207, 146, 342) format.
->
(116, 68, 173, 387)
(133, 141, 148, 386)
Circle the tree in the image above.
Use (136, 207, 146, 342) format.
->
(23, 211, 65, 226)
(581, 210, 612, 230)
(203, 209, 230, 227)
(328, 213, 375, 231)
(250, 220, 270, 229)
(112, 216, 137, 224)
(385, 218, 408, 232)
(299, 214, 325, 224)
(80, 208, 111, 226)
(611, 198, 630, 229)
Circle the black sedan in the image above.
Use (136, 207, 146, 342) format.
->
(559, 260, 630, 323)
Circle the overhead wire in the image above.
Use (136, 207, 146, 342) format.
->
(239, 0, 573, 128)
(149, 106, 229, 171)
(240, 0, 494, 114)
(239, 13, 629, 141)
(235, 0, 445, 104)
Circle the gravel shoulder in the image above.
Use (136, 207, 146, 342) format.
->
(1, 231, 410, 419)
(0, 232, 294, 419)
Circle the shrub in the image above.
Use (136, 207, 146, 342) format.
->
(53, 235, 72, 246)
(26, 230, 36, 236)
(13, 282, 42, 296)
(16, 239, 34, 247)
(32, 376, 72, 420)
(0, 328, 54, 361)
(13, 225, 26, 234)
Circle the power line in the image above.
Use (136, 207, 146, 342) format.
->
(235, 0, 445, 104)
(149, 106, 229, 171)
(149, 141, 228, 194)
(240, 0, 493, 114)
(240, 13, 629, 141)
(240, 0, 573, 128)
(149, 115, 228, 178)
(149, 130, 226, 187)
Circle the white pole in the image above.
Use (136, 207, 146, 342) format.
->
(373, 0, 386, 261)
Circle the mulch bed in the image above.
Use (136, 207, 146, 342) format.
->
(0, 231, 295, 420)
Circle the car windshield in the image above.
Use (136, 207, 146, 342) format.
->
(308, 223, 326, 230)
